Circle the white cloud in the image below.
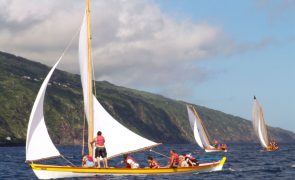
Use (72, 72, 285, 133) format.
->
(0, 0, 233, 99)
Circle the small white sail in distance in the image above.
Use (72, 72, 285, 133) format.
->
(78, 12, 161, 158)
(26, 59, 61, 162)
(252, 96, 269, 148)
(187, 105, 204, 149)
(186, 105, 214, 150)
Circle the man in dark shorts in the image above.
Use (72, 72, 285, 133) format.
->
(90, 131, 108, 168)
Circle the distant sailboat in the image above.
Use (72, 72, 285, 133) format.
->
(25, 1, 226, 179)
(186, 105, 227, 152)
(252, 96, 278, 151)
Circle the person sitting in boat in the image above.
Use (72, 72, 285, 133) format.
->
(166, 150, 179, 168)
(220, 143, 228, 150)
(90, 131, 108, 168)
(273, 140, 278, 149)
(183, 153, 199, 166)
(82, 155, 95, 167)
(213, 139, 219, 148)
(147, 156, 160, 168)
(123, 154, 140, 168)
(178, 155, 189, 167)
(268, 139, 278, 150)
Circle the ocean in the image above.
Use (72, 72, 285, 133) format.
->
(1, 143, 294, 179)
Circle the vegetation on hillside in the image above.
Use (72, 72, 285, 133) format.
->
(1, 51, 295, 146)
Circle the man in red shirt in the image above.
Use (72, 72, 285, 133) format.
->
(90, 131, 108, 168)
(166, 150, 179, 168)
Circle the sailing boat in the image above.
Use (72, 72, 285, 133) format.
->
(26, 1, 226, 179)
(186, 105, 227, 152)
(252, 96, 278, 151)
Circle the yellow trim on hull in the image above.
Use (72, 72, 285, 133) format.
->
(31, 157, 226, 176)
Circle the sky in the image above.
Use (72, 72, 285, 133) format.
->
(0, 0, 295, 132)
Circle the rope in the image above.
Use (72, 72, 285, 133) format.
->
(59, 26, 80, 60)
(51, 26, 80, 167)
(61, 155, 76, 167)
(91, 53, 97, 97)
(81, 112, 86, 156)
(149, 149, 169, 159)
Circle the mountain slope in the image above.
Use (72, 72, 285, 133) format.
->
(0, 51, 295, 146)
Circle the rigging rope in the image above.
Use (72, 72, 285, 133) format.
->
(53, 23, 84, 159)
(61, 155, 76, 167)
(149, 149, 169, 159)
(81, 112, 86, 156)
(91, 53, 97, 97)
(59, 26, 80, 61)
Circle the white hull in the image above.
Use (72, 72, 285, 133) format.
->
(33, 170, 98, 179)
(205, 149, 227, 153)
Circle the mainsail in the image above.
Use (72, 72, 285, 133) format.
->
(78, 12, 91, 125)
(78, 11, 160, 158)
(252, 96, 269, 148)
(187, 105, 204, 148)
(186, 105, 214, 149)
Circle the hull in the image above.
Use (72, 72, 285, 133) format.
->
(205, 149, 227, 153)
(264, 146, 279, 152)
(30, 157, 226, 179)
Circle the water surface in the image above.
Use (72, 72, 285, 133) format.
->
(1, 143, 294, 179)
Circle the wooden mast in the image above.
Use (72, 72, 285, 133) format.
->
(86, 0, 94, 156)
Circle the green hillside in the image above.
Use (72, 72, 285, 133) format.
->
(0, 51, 294, 146)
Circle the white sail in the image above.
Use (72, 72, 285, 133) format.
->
(26, 59, 61, 162)
(187, 105, 214, 149)
(252, 97, 269, 148)
(78, 12, 90, 123)
(92, 96, 160, 158)
(78, 11, 160, 157)
(187, 105, 204, 149)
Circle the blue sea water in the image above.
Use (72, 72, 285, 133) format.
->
(0, 143, 294, 179)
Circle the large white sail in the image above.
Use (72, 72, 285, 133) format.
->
(252, 97, 269, 148)
(78, 11, 160, 158)
(93, 97, 160, 158)
(187, 105, 214, 149)
(26, 59, 61, 162)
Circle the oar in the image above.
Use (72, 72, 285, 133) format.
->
(149, 149, 169, 159)
(61, 155, 76, 167)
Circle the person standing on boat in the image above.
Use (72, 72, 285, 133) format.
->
(166, 150, 179, 168)
(90, 131, 108, 168)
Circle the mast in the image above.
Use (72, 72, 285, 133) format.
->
(86, 0, 94, 156)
